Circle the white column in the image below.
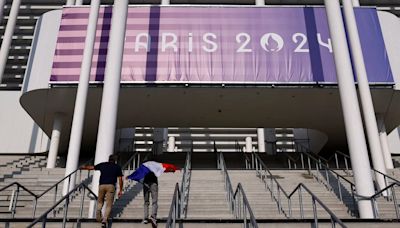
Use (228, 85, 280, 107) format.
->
(161, 0, 170, 5)
(342, 0, 388, 192)
(257, 128, 266, 153)
(352, 0, 360, 7)
(75, 0, 83, 6)
(66, 0, 76, 5)
(255, 0, 265, 6)
(0, 0, 21, 83)
(245, 137, 253, 153)
(324, 0, 375, 218)
(168, 136, 175, 152)
(47, 113, 64, 169)
(63, 0, 101, 196)
(0, 0, 6, 25)
(377, 115, 394, 169)
(88, 0, 129, 218)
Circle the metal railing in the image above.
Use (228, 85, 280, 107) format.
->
(363, 182, 400, 219)
(219, 151, 258, 228)
(165, 183, 182, 228)
(165, 145, 192, 228)
(236, 140, 254, 170)
(296, 146, 400, 218)
(180, 143, 192, 217)
(253, 153, 346, 227)
(0, 158, 93, 218)
(0, 182, 37, 218)
(288, 149, 359, 217)
(27, 183, 98, 228)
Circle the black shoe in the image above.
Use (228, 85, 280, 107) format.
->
(101, 222, 107, 228)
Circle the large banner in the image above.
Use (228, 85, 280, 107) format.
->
(50, 6, 393, 84)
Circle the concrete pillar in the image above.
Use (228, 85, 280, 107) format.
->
(168, 136, 175, 152)
(323, 0, 375, 218)
(89, 0, 129, 218)
(63, 0, 101, 196)
(0, 0, 21, 83)
(377, 115, 394, 169)
(352, 0, 360, 7)
(257, 128, 266, 152)
(245, 137, 253, 153)
(47, 113, 64, 168)
(161, 0, 170, 5)
(75, 0, 83, 5)
(342, 0, 388, 192)
(0, 0, 5, 25)
(255, 0, 265, 6)
(66, 0, 76, 5)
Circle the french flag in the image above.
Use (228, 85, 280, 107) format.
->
(127, 161, 179, 182)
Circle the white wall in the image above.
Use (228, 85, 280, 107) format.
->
(378, 12, 400, 155)
(0, 91, 48, 153)
(0, 10, 62, 153)
(378, 11, 400, 89)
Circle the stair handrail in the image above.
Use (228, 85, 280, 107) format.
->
(165, 183, 182, 228)
(27, 182, 98, 228)
(219, 151, 258, 227)
(120, 150, 142, 171)
(301, 147, 400, 214)
(372, 168, 400, 185)
(253, 153, 347, 227)
(0, 158, 94, 218)
(235, 140, 253, 169)
(180, 141, 192, 217)
(0, 182, 38, 218)
(296, 150, 359, 216)
(288, 183, 347, 227)
(281, 152, 299, 170)
(357, 182, 400, 219)
(328, 151, 351, 171)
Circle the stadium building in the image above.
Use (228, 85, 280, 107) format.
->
(0, 0, 400, 227)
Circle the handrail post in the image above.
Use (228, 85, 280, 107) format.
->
(62, 194, 70, 228)
(344, 157, 349, 173)
(32, 197, 38, 218)
(12, 185, 20, 218)
(78, 186, 86, 223)
(392, 186, 399, 219)
(277, 186, 282, 213)
(335, 152, 339, 169)
(53, 184, 58, 217)
(337, 175, 343, 202)
(299, 187, 304, 219)
(301, 153, 305, 170)
(312, 197, 318, 228)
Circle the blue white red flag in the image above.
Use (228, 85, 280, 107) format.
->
(127, 161, 179, 182)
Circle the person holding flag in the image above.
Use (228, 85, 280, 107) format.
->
(126, 160, 179, 226)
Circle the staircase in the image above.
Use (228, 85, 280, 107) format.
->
(229, 170, 284, 219)
(186, 170, 233, 219)
(0, 167, 66, 218)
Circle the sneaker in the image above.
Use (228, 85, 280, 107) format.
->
(142, 219, 149, 224)
(101, 222, 107, 228)
(149, 216, 157, 227)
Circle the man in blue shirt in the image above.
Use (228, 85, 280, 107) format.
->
(81, 155, 123, 227)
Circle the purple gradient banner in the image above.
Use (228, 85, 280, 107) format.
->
(50, 6, 393, 84)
